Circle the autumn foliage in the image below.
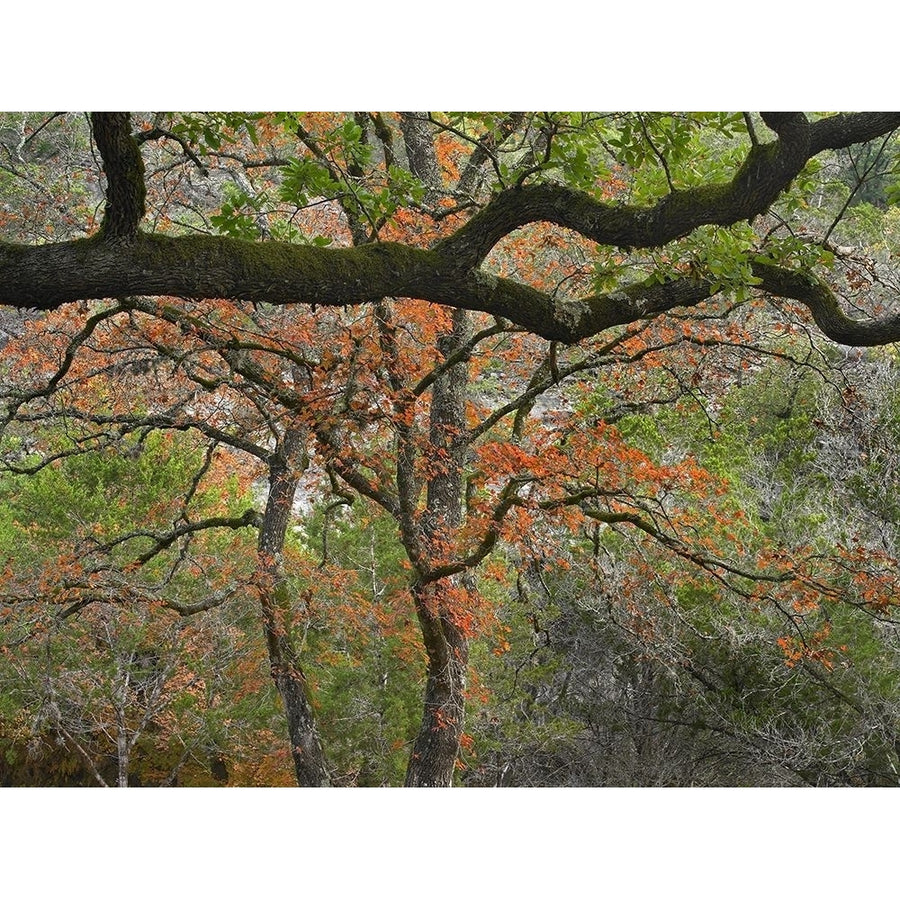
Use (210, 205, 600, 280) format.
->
(2, 112, 900, 786)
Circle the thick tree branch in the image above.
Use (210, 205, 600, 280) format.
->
(2, 112, 899, 350)
(752, 261, 900, 346)
(807, 112, 900, 154)
(6, 232, 900, 347)
(90, 113, 146, 243)
(0, 233, 703, 341)
(436, 113, 900, 269)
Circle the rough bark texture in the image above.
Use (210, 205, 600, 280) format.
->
(405, 309, 473, 787)
(257, 429, 330, 787)
(752, 261, 900, 346)
(399, 112, 443, 200)
(405, 582, 470, 787)
(7, 233, 899, 348)
(90, 112, 146, 243)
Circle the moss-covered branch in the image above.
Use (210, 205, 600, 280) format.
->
(91, 112, 146, 243)
(436, 113, 900, 269)
(753, 261, 900, 346)
(2, 112, 900, 349)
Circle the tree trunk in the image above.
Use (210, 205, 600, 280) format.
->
(405, 582, 469, 786)
(257, 428, 330, 787)
(116, 723, 130, 788)
(405, 308, 473, 786)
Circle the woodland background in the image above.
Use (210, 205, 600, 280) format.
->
(4, 5, 900, 895)
(2, 111, 900, 791)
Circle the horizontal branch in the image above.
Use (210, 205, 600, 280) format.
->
(752, 261, 900, 346)
(0, 232, 711, 343)
(2, 112, 899, 349)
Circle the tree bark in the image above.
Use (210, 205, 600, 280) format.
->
(405, 308, 473, 786)
(257, 428, 330, 786)
(405, 582, 469, 787)
(399, 112, 443, 200)
(90, 112, 146, 243)
(5, 112, 900, 347)
(2, 112, 898, 346)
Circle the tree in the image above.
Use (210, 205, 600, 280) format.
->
(2, 111, 900, 786)
(0, 426, 291, 786)
(3, 113, 900, 343)
(463, 350, 900, 786)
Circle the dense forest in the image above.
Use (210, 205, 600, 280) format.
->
(2, 111, 900, 788)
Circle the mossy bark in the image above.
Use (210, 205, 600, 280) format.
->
(4, 112, 900, 347)
(90, 113, 146, 243)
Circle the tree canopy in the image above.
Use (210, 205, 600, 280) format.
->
(2, 111, 900, 788)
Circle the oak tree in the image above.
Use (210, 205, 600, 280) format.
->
(2, 112, 900, 786)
